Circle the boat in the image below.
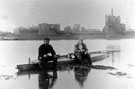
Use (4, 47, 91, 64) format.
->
(3, 36, 19, 40)
(16, 49, 121, 72)
(16, 53, 109, 72)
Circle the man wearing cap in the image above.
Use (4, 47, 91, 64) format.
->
(38, 38, 57, 68)
(74, 38, 92, 65)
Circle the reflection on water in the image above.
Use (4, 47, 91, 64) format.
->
(38, 70, 57, 89)
(92, 65, 116, 70)
(1, 39, 135, 89)
(74, 66, 91, 87)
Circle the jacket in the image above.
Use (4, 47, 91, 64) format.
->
(38, 44, 56, 59)
(74, 42, 88, 53)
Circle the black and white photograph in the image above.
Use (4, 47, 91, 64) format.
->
(0, 0, 135, 89)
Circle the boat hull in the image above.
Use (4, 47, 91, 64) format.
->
(16, 54, 108, 71)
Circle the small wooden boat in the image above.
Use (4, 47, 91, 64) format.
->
(16, 53, 109, 71)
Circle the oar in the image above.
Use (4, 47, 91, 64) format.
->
(65, 49, 120, 56)
(89, 50, 120, 54)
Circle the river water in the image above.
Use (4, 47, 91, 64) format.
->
(0, 39, 135, 89)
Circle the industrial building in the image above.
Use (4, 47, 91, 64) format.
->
(103, 9, 126, 37)
(14, 23, 60, 36)
(38, 23, 60, 35)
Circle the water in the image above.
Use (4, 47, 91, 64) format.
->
(0, 39, 135, 89)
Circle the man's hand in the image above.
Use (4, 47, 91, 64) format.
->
(85, 50, 88, 54)
(54, 54, 58, 58)
(81, 49, 85, 52)
(38, 57, 42, 60)
(44, 54, 49, 58)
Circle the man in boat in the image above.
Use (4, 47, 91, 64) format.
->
(74, 37, 92, 65)
(38, 38, 57, 68)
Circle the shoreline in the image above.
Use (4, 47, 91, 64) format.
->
(1, 36, 135, 41)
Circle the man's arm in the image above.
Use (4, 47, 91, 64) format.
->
(38, 46, 42, 60)
(50, 45, 56, 57)
(74, 44, 80, 53)
(84, 44, 88, 54)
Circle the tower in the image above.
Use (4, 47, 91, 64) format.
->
(111, 9, 113, 16)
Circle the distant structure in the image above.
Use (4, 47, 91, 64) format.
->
(103, 9, 126, 38)
(64, 26, 72, 32)
(81, 27, 86, 32)
(38, 23, 60, 35)
(73, 24, 80, 32)
(14, 27, 38, 35)
(14, 27, 24, 35)
(64, 24, 102, 34)
(14, 23, 60, 36)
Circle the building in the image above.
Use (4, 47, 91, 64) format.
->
(64, 26, 72, 32)
(14, 27, 27, 35)
(14, 23, 60, 36)
(86, 29, 100, 32)
(103, 9, 126, 37)
(72, 24, 80, 32)
(38, 23, 60, 35)
(81, 27, 86, 32)
(14, 26, 38, 35)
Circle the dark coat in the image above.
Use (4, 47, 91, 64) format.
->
(38, 44, 56, 59)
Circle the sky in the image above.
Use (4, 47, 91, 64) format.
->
(0, 0, 135, 32)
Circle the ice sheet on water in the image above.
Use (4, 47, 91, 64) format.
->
(108, 64, 135, 79)
(0, 65, 17, 80)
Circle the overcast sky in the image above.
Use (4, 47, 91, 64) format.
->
(0, 0, 135, 32)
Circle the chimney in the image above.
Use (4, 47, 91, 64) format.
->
(111, 9, 113, 16)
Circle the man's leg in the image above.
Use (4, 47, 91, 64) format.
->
(39, 59, 47, 68)
(53, 57, 57, 69)
(47, 56, 57, 69)
(74, 52, 83, 64)
(86, 54, 92, 65)
(82, 53, 92, 65)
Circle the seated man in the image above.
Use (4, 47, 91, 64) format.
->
(38, 38, 57, 68)
(74, 38, 92, 65)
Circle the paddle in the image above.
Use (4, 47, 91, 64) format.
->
(89, 50, 120, 54)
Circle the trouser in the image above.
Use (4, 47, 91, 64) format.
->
(39, 56, 57, 68)
(74, 52, 92, 65)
